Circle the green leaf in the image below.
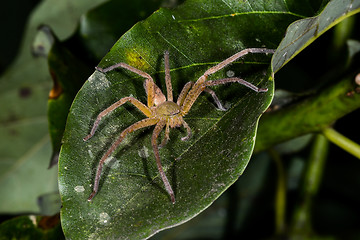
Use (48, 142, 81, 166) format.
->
(272, 0, 360, 73)
(58, 0, 313, 239)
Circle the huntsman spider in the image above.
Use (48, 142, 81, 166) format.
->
(84, 48, 275, 203)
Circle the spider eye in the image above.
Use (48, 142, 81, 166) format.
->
(170, 110, 180, 116)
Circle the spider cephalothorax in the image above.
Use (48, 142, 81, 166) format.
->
(84, 48, 275, 203)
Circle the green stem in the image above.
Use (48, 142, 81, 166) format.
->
(304, 135, 329, 195)
(322, 128, 360, 159)
(333, 16, 356, 52)
(269, 149, 286, 235)
(290, 134, 329, 238)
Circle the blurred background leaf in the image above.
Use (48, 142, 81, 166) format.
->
(0, 214, 64, 240)
(0, 0, 107, 214)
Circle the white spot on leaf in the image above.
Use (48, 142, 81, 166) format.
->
(138, 145, 149, 158)
(226, 70, 235, 77)
(99, 212, 110, 225)
(88, 149, 94, 158)
(74, 185, 85, 193)
(88, 72, 111, 90)
(104, 156, 114, 165)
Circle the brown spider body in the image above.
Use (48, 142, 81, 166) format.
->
(84, 48, 275, 203)
(155, 102, 181, 122)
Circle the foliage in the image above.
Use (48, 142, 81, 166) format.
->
(0, 0, 360, 239)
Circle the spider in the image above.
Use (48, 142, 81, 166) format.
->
(84, 48, 275, 203)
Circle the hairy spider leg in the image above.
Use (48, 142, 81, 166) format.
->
(159, 123, 170, 148)
(204, 78, 268, 92)
(203, 88, 227, 111)
(144, 79, 166, 106)
(180, 48, 275, 114)
(177, 82, 226, 111)
(83, 97, 152, 141)
(180, 119, 192, 141)
(96, 62, 157, 108)
(151, 120, 176, 203)
(164, 50, 173, 102)
(88, 118, 159, 201)
(202, 48, 275, 78)
(177, 82, 193, 107)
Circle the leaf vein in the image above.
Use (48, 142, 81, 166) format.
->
(177, 11, 305, 23)
(156, 31, 194, 64)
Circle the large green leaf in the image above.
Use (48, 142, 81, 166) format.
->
(58, 0, 310, 239)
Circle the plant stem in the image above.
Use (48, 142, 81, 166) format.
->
(304, 135, 329, 195)
(269, 149, 286, 235)
(333, 16, 356, 52)
(322, 127, 360, 159)
(290, 134, 329, 238)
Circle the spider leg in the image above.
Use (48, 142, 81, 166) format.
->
(203, 88, 227, 111)
(144, 79, 166, 106)
(202, 48, 275, 78)
(177, 82, 226, 111)
(205, 77, 268, 92)
(180, 48, 274, 114)
(164, 50, 173, 102)
(159, 122, 170, 148)
(181, 119, 192, 141)
(177, 82, 193, 107)
(152, 120, 175, 203)
(88, 118, 159, 201)
(96, 62, 157, 107)
(83, 97, 152, 141)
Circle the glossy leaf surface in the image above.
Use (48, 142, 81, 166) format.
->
(58, 0, 307, 239)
